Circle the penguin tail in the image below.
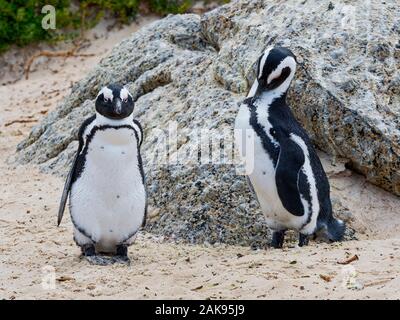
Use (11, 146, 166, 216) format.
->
(326, 217, 346, 242)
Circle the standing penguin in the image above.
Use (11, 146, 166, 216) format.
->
(58, 84, 147, 264)
(235, 47, 345, 248)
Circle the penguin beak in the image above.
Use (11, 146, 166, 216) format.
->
(115, 99, 122, 115)
(256, 77, 267, 95)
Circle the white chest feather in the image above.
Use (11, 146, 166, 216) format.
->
(70, 127, 146, 248)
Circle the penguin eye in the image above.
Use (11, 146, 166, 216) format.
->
(123, 98, 128, 103)
(103, 96, 111, 102)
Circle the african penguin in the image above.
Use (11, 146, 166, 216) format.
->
(58, 84, 147, 264)
(234, 47, 345, 248)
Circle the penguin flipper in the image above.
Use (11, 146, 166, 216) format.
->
(274, 128, 306, 217)
(58, 152, 79, 226)
(57, 115, 95, 226)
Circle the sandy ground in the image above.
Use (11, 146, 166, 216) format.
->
(0, 18, 400, 300)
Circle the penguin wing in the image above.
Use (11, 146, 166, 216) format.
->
(131, 118, 147, 227)
(57, 115, 95, 226)
(57, 151, 80, 226)
(274, 128, 306, 217)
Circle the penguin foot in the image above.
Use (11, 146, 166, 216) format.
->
(114, 245, 130, 265)
(83, 255, 130, 266)
(112, 255, 131, 265)
(80, 245, 130, 265)
(84, 255, 116, 266)
(271, 230, 286, 249)
(116, 244, 128, 257)
(81, 244, 96, 257)
(298, 233, 309, 247)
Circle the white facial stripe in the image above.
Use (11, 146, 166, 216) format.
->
(120, 87, 130, 101)
(258, 47, 273, 78)
(266, 56, 296, 85)
(98, 87, 113, 101)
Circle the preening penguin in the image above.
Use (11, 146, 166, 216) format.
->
(235, 47, 345, 248)
(58, 84, 147, 264)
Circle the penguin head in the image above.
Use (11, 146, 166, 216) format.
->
(255, 46, 297, 95)
(95, 84, 134, 120)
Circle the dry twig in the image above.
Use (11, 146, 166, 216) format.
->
(364, 278, 394, 287)
(319, 274, 333, 282)
(24, 40, 94, 80)
(4, 119, 38, 127)
(337, 254, 359, 265)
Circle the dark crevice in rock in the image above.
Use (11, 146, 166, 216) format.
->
(168, 33, 217, 53)
(132, 69, 173, 102)
(199, 29, 220, 52)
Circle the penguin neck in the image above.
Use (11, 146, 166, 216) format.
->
(247, 79, 288, 108)
(95, 113, 134, 126)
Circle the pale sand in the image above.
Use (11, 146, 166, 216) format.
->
(0, 18, 399, 300)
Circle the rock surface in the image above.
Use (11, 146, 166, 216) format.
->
(14, 0, 399, 246)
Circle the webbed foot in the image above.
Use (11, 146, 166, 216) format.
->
(112, 255, 131, 265)
(271, 230, 286, 249)
(113, 244, 130, 265)
(84, 255, 116, 266)
(298, 233, 310, 247)
(81, 244, 95, 256)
